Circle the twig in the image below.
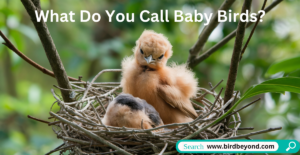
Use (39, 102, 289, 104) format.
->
(70, 83, 101, 96)
(90, 102, 109, 131)
(189, 0, 283, 68)
(158, 143, 168, 155)
(188, 0, 236, 66)
(60, 86, 121, 106)
(71, 82, 120, 86)
(210, 87, 223, 112)
(231, 114, 237, 132)
(78, 99, 91, 112)
(227, 98, 261, 117)
(223, 91, 239, 127)
(63, 137, 95, 145)
(154, 150, 178, 155)
(223, 0, 252, 125)
(183, 117, 221, 139)
(74, 147, 90, 155)
(51, 89, 99, 125)
(81, 69, 122, 100)
(27, 115, 50, 124)
(197, 79, 223, 100)
(191, 101, 205, 110)
(0, 31, 79, 82)
(60, 111, 98, 126)
(218, 127, 282, 139)
(229, 121, 241, 125)
(206, 129, 219, 138)
(53, 85, 84, 92)
(45, 143, 67, 155)
(50, 112, 133, 155)
(240, 0, 268, 61)
(202, 97, 214, 106)
(60, 123, 69, 137)
(48, 121, 60, 126)
(183, 91, 239, 140)
(20, 0, 74, 102)
(97, 96, 107, 113)
(234, 112, 242, 136)
(238, 127, 254, 130)
(95, 151, 118, 155)
(220, 91, 239, 111)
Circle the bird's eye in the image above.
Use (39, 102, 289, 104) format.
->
(158, 54, 164, 59)
(140, 49, 144, 54)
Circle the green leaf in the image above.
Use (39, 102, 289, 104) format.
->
(242, 77, 300, 100)
(266, 56, 300, 77)
(232, 77, 300, 113)
(288, 70, 300, 77)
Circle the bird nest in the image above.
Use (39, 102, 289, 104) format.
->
(43, 69, 280, 155)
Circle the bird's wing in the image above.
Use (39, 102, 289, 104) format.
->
(157, 85, 198, 119)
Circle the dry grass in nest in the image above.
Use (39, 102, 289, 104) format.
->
(35, 69, 281, 155)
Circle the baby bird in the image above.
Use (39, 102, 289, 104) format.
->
(121, 30, 198, 125)
(102, 94, 164, 129)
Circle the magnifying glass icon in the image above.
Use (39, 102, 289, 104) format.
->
(286, 142, 296, 151)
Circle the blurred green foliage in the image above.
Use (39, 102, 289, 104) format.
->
(0, 0, 300, 154)
(266, 56, 300, 77)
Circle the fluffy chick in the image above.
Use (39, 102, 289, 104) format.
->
(102, 94, 164, 129)
(121, 30, 198, 125)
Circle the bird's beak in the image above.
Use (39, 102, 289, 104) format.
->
(144, 55, 153, 64)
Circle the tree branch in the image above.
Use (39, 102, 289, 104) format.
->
(188, 0, 236, 66)
(20, 0, 74, 102)
(28, 115, 50, 124)
(0, 31, 79, 81)
(223, 0, 252, 125)
(189, 0, 283, 68)
(239, 0, 267, 61)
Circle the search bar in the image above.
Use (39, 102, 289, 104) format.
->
(176, 140, 300, 153)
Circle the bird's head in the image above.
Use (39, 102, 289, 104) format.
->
(134, 30, 173, 70)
